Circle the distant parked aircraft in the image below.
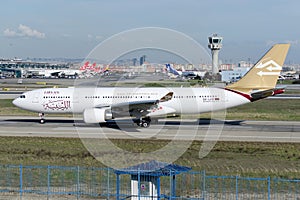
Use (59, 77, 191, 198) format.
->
(165, 64, 203, 79)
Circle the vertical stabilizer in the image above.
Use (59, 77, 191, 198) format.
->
(165, 64, 181, 76)
(226, 44, 290, 94)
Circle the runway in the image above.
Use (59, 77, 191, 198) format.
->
(0, 116, 299, 143)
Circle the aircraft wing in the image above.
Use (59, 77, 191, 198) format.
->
(96, 92, 174, 118)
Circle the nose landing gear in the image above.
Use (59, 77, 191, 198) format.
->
(39, 113, 45, 124)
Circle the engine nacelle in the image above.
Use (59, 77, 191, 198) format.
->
(83, 108, 112, 123)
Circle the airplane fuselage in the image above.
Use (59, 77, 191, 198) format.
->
(13, 87, 249, 115)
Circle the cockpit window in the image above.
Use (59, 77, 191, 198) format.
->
(20, 95, 26, 98)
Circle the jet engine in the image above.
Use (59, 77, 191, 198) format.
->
(83, 108, 113, 123)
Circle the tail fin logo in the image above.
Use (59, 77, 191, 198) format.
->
(255, 60, 281, 70)
(255, 60, 282, 77)
(257, 71, 280, 77)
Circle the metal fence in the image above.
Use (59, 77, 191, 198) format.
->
(0, 164, 299, 199)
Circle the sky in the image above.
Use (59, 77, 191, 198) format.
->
(1, 0, 300, 64)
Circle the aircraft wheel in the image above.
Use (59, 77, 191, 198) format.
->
(141, 121, 150, 128)
(137, 117, 151, 128)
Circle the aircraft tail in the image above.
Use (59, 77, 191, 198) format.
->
(226, 44, 290, 95)
(166, 64, 180, 76)
(80, 61, 89, 71)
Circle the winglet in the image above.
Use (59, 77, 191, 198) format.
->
(159, 92, 173, 102)
(226, 44, 290, 94)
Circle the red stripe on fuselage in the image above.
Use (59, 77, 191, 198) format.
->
(225, 88, 253, 101)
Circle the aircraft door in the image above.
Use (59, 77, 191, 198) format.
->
(32, 92, 40, 103)
(73, 92, 79, 103)
(72, 89, 81, 113)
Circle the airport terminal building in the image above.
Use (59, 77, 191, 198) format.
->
(0, 59, 69, 78)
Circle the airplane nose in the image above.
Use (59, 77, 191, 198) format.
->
(12, 98, 20, 107)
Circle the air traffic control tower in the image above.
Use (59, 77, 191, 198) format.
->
(208, 34, 223, 74)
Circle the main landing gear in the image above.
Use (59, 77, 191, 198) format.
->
(39, 113, 45, 124)
(137, 117, 151, 128)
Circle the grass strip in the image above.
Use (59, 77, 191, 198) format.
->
(0, 137, 299, 179)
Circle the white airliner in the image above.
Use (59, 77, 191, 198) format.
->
(166, 63, 203, 78)
(13, 44, 290, 127)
